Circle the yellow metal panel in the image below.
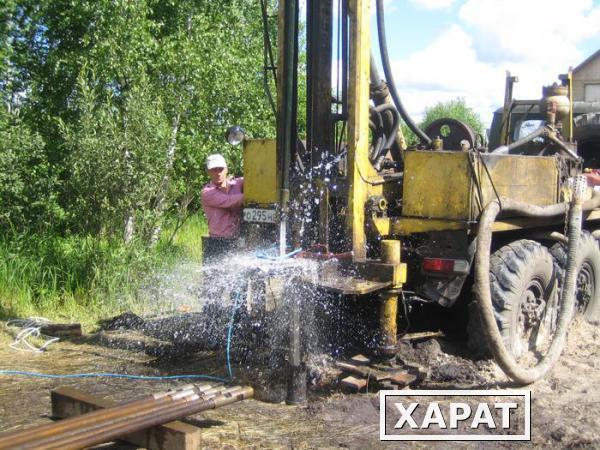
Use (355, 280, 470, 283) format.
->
(391, 217, 468, 235)
(475, 154, 559, 217)
(401, 151, 560, 225)
(402, 151, 472, 220)
(243, 139, 279, 205)
(346, 0, 372, 260)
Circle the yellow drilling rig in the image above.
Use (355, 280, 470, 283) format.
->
(229, 0, 600, 401)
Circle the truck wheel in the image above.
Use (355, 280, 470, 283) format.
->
(468, 240, 557, 361)
(550, 232, 600, 322)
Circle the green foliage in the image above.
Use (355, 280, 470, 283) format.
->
(1, 0, 275, 239)
(421, 97, 484, 135)
(0, 107, 61, 231)
(0, 214, 208, 323)
(401, 98, 485, 146)
(0, 233, 145, 322)
(60, 69, 172, 238)
(0, 1, 277, 319)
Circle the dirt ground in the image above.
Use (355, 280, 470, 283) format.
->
(0, 318, 599, 449)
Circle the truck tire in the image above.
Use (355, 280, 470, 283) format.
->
(574, 113, 600, 166)
(468, 240, 557, 360)
(550, 232, 600, 322)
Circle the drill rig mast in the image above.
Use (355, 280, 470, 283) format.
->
(239, 0, 600, 398)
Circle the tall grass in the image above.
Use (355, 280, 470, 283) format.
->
(0, 214, 208, 326)
(165, 213, 208, 263)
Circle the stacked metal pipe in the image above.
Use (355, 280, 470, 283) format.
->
(0, 384, 253, 450)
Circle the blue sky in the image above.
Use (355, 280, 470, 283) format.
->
(365, 0, 600, 125)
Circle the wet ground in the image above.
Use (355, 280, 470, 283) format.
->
(0, 316, 599, 449)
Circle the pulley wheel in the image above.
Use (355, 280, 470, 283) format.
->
(424, 118, 476, 150)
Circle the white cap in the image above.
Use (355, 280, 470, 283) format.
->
(206, 154, 227, 170)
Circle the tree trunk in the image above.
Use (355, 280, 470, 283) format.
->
(150, 111, 181, 246)
(121, 100, 135, 244)
(124, 209, 135, 244)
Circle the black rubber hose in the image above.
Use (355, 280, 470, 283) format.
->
(375, 104, 400, 154)
(369, 107, 385, 162)
(370, 53, 404, 161)
(375, 0, 431, 147)
(474, 187, 600, 385)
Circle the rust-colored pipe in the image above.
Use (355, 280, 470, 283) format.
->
(14, 387, 234, 450)
(12, 387, 248, 450)
(37, 387, 254, 450)
(0, 390, 175, 448)
(7, 394, 197, 450)
(0, 384, 217, 450)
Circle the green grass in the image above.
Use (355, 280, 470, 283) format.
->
(166, 213, 207, 263)
(0, 214, 208, 327)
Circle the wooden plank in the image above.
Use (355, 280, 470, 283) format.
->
(349, 354, 370, 365)
(314, 276, 391, 295)
(51, 386, 201, 450)
(335, 362, 389, 381)
(399, 331, 444, 341)
(388, 372, 417, 387)
(39, 323, 82, 338)
(340, 376, 368, 390)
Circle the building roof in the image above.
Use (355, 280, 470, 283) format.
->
(573, 49, 600, 73)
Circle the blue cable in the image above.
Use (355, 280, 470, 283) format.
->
(0, 371, 227, 381)
(226, 285, 243, 380)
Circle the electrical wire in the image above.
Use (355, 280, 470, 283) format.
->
(256, 247, 303, 260)
(6, 317, 60, 353)
(226, 284, 244, 380)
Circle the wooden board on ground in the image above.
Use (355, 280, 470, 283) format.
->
(340, 376, 368, 390)
(39, 323, 82, 338)
(336, 359, 418, 390)
(399, 331, 444, 341)
(349, 354, 370, 365)
(51, 386, 201, 450)
(335, 361, 390, 381)
(388, 372, 417, 386)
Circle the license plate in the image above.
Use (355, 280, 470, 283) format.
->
(243, 208, 277, 223)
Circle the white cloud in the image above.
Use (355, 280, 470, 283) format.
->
(387, 0, 600, 128)
(459, 0, 600, 68)
(389, 25, 505, 125)
(408, 0, 455, 10)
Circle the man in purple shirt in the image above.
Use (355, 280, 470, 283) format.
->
(201, 154, 244, 263)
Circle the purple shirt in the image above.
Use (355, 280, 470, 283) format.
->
(201, 177, 244, 238)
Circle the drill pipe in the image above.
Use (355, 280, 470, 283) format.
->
(0, 385, 198, 447)
(16, 387, 235, 450)
(7, 392, 198, 450)
(0, 384, 222, 450)
(31, 387, 253, 450)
